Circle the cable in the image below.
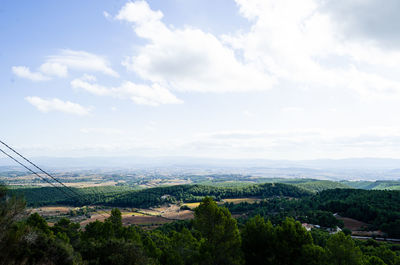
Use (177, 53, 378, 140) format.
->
(0, 147, 75, 199)
(0, 140, 80, 197)
(0, 144, 108, 218)
(0, 140, 109, 212)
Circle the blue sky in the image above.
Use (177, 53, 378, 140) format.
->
(2, 0, 400, 159)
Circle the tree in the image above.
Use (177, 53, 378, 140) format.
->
(241, 215, 275, 265)
(326, 232, 363, 265)
(272, 218, 313, 265)
(299, 244, 327, 265)
(0, 184, 26, 242)
(365, 256, 386, 265)
(194, 197, 243, 265)
(169, 228, 200, 265)
(27, 212, 51, 235)
(108, 208, 122, 228)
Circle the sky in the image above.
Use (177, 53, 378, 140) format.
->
(2, 0, 400, 160)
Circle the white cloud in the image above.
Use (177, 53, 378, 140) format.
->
(18, 127, 400, 159)
(45, 49, 119, 77)
(243, 110, 254, 117)
(71, 75, 109, 96)
(282, 107, 304, 113)
(186, 127, 400, 159)
(39, 62, 68, 77)
(12, 50, 118, 81)
(116, 1, 275, 93)
(12, 66, 49, 81)
(80, 127, 125, 135)
(25, 96, 91, 115)
(71, 75, 182, 106)
(116, 1, 163, 24)
(226, 0, 400, 99)
(103, 11, 111, 19)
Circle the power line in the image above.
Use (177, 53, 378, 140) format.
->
(0, 142, 108, 218)
(0, 140, 79, 197)
(0, 147, 74, 199)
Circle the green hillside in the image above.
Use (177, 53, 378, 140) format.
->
(342, 180, 400, 190)
(12, 183, 312, 207)
(293, 180, 351, 192)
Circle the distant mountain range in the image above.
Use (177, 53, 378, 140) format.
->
(1, 156, 400, 180)
(1, 156, 400, 168)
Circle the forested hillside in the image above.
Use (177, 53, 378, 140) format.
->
(293, 180, 351, 192)
(1, 185, 400, 265)
(342, 180, 400, 190)
(107, 183, 311, 207)
(11, 186, 135, 207)
(315, 189, 400, 237)
(12, 183, 311, 207)
(9, 181, 400, 239)
(225, 188, 400, 238)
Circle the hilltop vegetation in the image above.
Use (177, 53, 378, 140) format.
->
(10, 180, 400, 238)
(11, 186, 136, 207)
(342, 180, 400, 190)
(108, 182, 311, 207)
(12, 182, 312, 207)
(9, 178, 358, 207)
(291, 180, 351, 192)
(1, 184, 400, 265)
(316, 189, 400, 237)
(225, 188, 400, 238)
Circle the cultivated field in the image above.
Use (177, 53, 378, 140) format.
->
(181, 202, 200, 209)
(222, 198, 262, 204)
(78, 204, 194, 227)
(336, 216, 368, 231)
(31, 206, 72, 215)
(33, 197, 262, 229)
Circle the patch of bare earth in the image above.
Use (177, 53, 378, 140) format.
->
(80, 213, 110, 227)
(336, 216, 368, 231)
(149, 204, 194, 220)
(78, 204, 195, 228)
(31, 206, 72, 217)
(335, 215, 385, 236)
(221, 198, 262, 204)
(122, 216, 171, 226)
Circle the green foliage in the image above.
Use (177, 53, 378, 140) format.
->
(225, 197, 343, 228)
(358, 240, 400, 265)
(11, 186, 135, 207)
(2, 183, 400, 264)
(326, 232, 364, 265)
(294, 180, 351, 193)
(0, 183, 26, 243)
(0, 185, 82, 264)
(194, 197, 243, 265)
(316, 189, 400, 237)
(364, 256, 386, 265)
(27, 212, 52, 235)
(228, 188, 400, 237)
(242, 216, 327, 265)
(342, 180, 400, 190)
(109, 208, 122, 229)
(12, 182, 312, 208)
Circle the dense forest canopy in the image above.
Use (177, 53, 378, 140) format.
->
(9, 182, 400, 238)
(11, 182, 312, 207)
(1, 185, 400, 265)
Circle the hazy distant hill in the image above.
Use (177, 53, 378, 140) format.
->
(293, 180, 351, 192)
(2, 156, 400, 169)
(342, 180, 400, 190)
(2, 156, 400, 181)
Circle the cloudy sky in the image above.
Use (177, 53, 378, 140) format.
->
(2, 0, 400, 159)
